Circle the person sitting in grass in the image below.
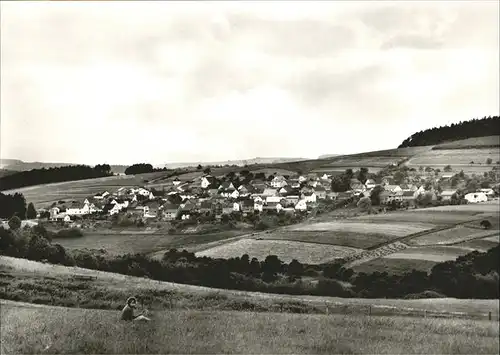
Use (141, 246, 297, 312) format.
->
(121, 296, 151, 322)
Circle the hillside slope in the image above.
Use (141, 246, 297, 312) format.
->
(1, 299, 497, 355)
(398, 116, 500, 148)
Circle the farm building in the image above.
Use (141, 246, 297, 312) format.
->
(440, 190, 458, 201)
(464, 192, 488, 203)
(270, 175, 288, 188)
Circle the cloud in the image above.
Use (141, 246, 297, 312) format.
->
(1, 1, 498, 164)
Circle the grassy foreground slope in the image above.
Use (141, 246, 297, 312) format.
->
(1, 300, 498, 355)
(1, 256, 498, 319)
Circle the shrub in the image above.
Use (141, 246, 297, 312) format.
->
(403, 290, 446, 299)
(8, 216, 22, 231)
(54, 228, 83, 239)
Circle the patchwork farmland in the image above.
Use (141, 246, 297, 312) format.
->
(196, 238, 363, 264)
(196, 202, 499, 273)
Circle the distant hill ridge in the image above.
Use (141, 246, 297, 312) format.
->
(398, 116, 500, 148)
(156, 157, 309, 169)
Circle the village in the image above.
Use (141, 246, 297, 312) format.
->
(42, 165, 500, 228)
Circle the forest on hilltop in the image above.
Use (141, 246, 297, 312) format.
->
(398, 116, 500, 148)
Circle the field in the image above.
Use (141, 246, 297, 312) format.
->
(195, 238, 362, 264)
(384, 245, 479, 263)
(458, 236, 500, 252)
(54, 230, 247, 256)
(354, 210, 483, 225)
(407, 203, 499, 213)
(432, 135, 500, 150)
(408, 226, 499, 246)
(288, 221, 435, 237)
(2, 172, 168, 208)
(2, 300, 498, 355)
(259, 230, 396, 249)
(405, 148, 499, 170)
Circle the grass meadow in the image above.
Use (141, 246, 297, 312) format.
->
(2, 256, 497, 319)
(2, 300, 498, 354)
(195, 238, 363, 264)
(289, 221, 435, 237)
(260, 230, 395, 249)
(2, 172, 168, 208)
(384, 245, 479, 263)
(408, 226, 499, 246)
(55, 230, 246, 256)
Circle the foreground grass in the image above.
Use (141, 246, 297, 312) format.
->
(1, 300, 498, 354)
(1, 256, 498, 320)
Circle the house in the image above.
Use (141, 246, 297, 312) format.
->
(172, 177, 181, 186)
(237, 185, 253, 197)
(380, 191, 403, 204)
(298, 175, 308, 183)
(200, 175, 217, 189)
(239, 199, 254, 214)
(218, 182, 235, 190)
(337, 191, 353, 200)
(199, 200, 214, 214)
(320, 173, 331, 180)
(384, 185, 403, 193)
(54, 213, 71, 222)
(285, 195, 300, 206)
(464, 192, 488, 203)
(350, 179, 365, 192)
(313, 186, 327, 199)
(295, 199, 308, 211)
(302, 192, 317, 203)
(365, 179, 376, 189)
(179, 201, 196, 219)
(93, 191, 109, 200)
(270, 175, 288, 188)
(479, 188, 495, 199)
(266, 196, 284, 204)
(222, 202, 235, 215)
(440, 190, 457, 201)
(326, 191, 338, 200)
(288, 179, 301, 189)
(263, 201, 283, 212)
(252, 195, 264, 204)
(49, 207, 60, 220)
(382, 176, 395, 185)
(401, 190, 416, 202)
(262, 188, 278, 197)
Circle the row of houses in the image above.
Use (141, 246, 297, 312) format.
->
(46, 171, 497, 222)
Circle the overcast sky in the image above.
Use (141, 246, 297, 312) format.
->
(1, 1, 499, 166)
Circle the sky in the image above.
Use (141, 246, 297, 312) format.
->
(1, 1, 499, 166)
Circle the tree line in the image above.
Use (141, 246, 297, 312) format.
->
(0, 225, 497, 299)
(0, 192, 36, 220)
(398, 116, 500, 148)
(124, 163, 170, 175)
(0, 164, 113, 191)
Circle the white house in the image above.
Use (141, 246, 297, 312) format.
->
(201, 176, 215, 189)
(320, 173, 330, 180)
(302, 192, 317, 203)
(298, 175, 307, 183)
(270, 175, 287, 189)
(479, 188, 495, 199)
(365, 179, 376, 189)
(173, 178, 181, 186)
(262, 188, 278, 197)
(266, 196, 282, 204)
(295, 199, 308, 211)
(384, 185, 402, 193)
(252, 195, 264, 204)
(232, 202, 240, 212)
(254, 199, 264, 212)
(464, 192, 488, 203)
